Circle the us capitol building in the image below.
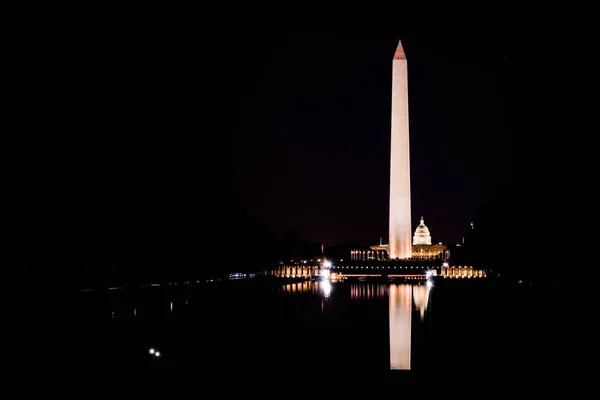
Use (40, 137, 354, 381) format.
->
(351, 217, 449, 261)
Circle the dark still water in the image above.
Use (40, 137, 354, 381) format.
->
(14, 278, 580, 381)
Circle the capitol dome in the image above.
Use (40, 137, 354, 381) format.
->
(413, 217, 432, 245)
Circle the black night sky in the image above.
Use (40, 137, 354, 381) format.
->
(219, 2, 510, 247)
(8, 1, 510, 263)
(225, 34, 510, 246)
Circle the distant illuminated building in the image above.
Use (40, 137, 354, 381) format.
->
(352, 217, 448, 261)
(412, 217, 432, 245)
(411, 217, 448, 260)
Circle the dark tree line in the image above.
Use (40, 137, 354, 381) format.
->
(456, 183, 537, 281)
(13, 213, 342, 291)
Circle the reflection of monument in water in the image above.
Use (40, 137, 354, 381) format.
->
(388, 283, 431, 370)
(280, 280, 432, 371)
(389, 285, 412, 369)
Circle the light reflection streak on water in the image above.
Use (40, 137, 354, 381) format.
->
(279, 281, 333, 298)
(351, 284, 388, 299)
(321, 280, 331, 298)
(281, 281, 316, 294)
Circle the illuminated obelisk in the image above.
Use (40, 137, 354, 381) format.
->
(389, 40, 412, 259)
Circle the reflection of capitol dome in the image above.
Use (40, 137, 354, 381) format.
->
(413, 217, 432, 245)
(412, 284, 430, 321)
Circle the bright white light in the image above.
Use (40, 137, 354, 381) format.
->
(155, 351, 160, 357)
(321, 280, 331, 297)
(149, 348, 155, 354)
(442, 262, 449, 267)
(323, 261, 332, 267)
(426, 280, 433, 289)
(425, 270, 433, 278)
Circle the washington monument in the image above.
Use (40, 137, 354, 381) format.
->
(388, 40, 412, 259)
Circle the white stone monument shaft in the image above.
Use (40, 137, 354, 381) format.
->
(389, 40, 412, 259)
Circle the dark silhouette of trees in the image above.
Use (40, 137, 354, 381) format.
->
(232, 214, 280, 272)
(280, 228, 316, 261)
(462, 183, 515, 276)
